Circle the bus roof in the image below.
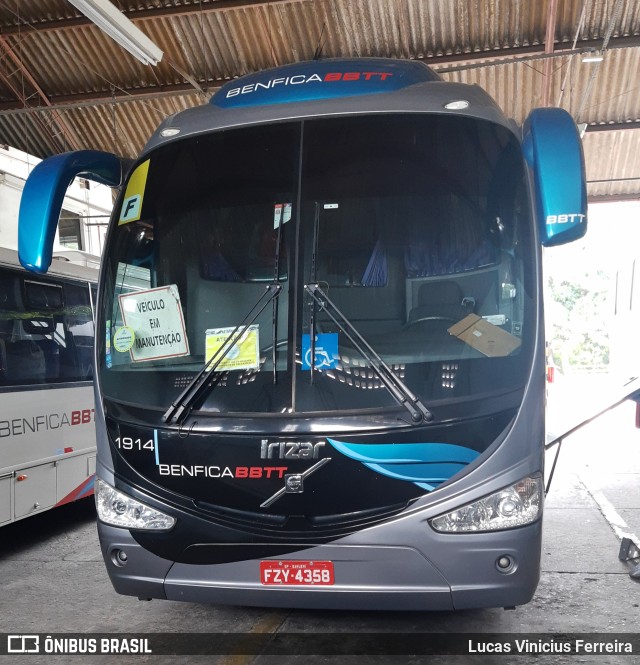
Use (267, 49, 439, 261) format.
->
(143, 58, 513, 157)
(210, 58, 441, 109)
(0, 246, 99, 283)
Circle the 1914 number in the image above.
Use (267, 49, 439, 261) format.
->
(115, 437, 154, 451)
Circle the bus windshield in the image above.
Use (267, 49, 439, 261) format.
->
(100, 113, 535, 419)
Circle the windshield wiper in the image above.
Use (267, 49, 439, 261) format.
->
(308, 202, 321, 384)
(304, 282, 433, 424)
(162, 283, 282, 426)
(271, 205, 285, 384)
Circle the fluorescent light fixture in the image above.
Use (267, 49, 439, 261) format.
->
(582, 50, 604, 64)
(68, 0, 163, 66)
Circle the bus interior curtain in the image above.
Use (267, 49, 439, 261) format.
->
(404, 198, 497, 278)
(361, 239, 388, 287)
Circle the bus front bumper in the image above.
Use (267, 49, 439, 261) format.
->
(97, 519, 542, 611)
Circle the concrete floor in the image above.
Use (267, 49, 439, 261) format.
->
(1, 387, 639, 664)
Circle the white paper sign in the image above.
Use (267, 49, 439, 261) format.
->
(119, 285, 189, 362)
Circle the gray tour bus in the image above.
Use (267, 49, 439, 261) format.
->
(19, 57, 586, 610)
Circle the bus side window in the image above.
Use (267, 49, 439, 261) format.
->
(4, 339, 46, 384)
(0, 338, 6, 383)
(62, 282, 95, 380)
(22, 320, 60, 381)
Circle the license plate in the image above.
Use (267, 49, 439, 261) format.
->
(260, 560, 334, 586)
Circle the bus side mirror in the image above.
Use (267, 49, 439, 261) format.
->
(19, 150, 122, 274)
(523, 108, 587, 247)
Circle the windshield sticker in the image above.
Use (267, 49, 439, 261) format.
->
(274, 202, 292, 229)
(205, 325, 260, 372)
(119, 159, 150, 225)
(113, 325, 135, 353)
(105, 322, 112, 368)
(301, 333, 339, 370)
(118, 285, 189, 362)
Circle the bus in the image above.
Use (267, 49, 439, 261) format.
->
(18, 58, 587, 610)
(0, 247, 98, 526)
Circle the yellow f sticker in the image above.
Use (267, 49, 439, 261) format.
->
(119, 159, 150, 225)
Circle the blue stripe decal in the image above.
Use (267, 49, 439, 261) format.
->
(327, 438, 479, 491)
(154, 429, 159, 465)
(212, 59, 438, 109)
(78, 475, 95, 497)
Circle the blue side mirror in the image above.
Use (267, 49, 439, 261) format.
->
(522, 108, 587, 247)
(19, 150, 122, 274)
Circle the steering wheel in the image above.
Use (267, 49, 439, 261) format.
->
(260, 339, 288, 355)
(404, 315, 458, 329)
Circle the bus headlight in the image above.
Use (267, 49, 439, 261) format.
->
(430, 476, 543, 533)
(95, 478, 176, 531)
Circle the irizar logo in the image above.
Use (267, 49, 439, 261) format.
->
(546, 213, 586, 225)
(261, 439, 326, 460)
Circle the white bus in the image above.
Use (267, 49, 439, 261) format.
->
(0, 247, 98, 525)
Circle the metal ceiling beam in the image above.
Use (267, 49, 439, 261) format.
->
(0, 0, 300, 35)
(0, 82, 203, 113)
(585, 121, 640, 133)
(588, 192, 640, 203)
(0, 54, 68, 152)
(541, 0, 559, 107)
(2, 0, 639, 60)
(0, 36, 82, 150)
(0, 34, 639, 115)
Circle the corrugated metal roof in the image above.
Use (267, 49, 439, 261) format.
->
(0, 0, 638, 200)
